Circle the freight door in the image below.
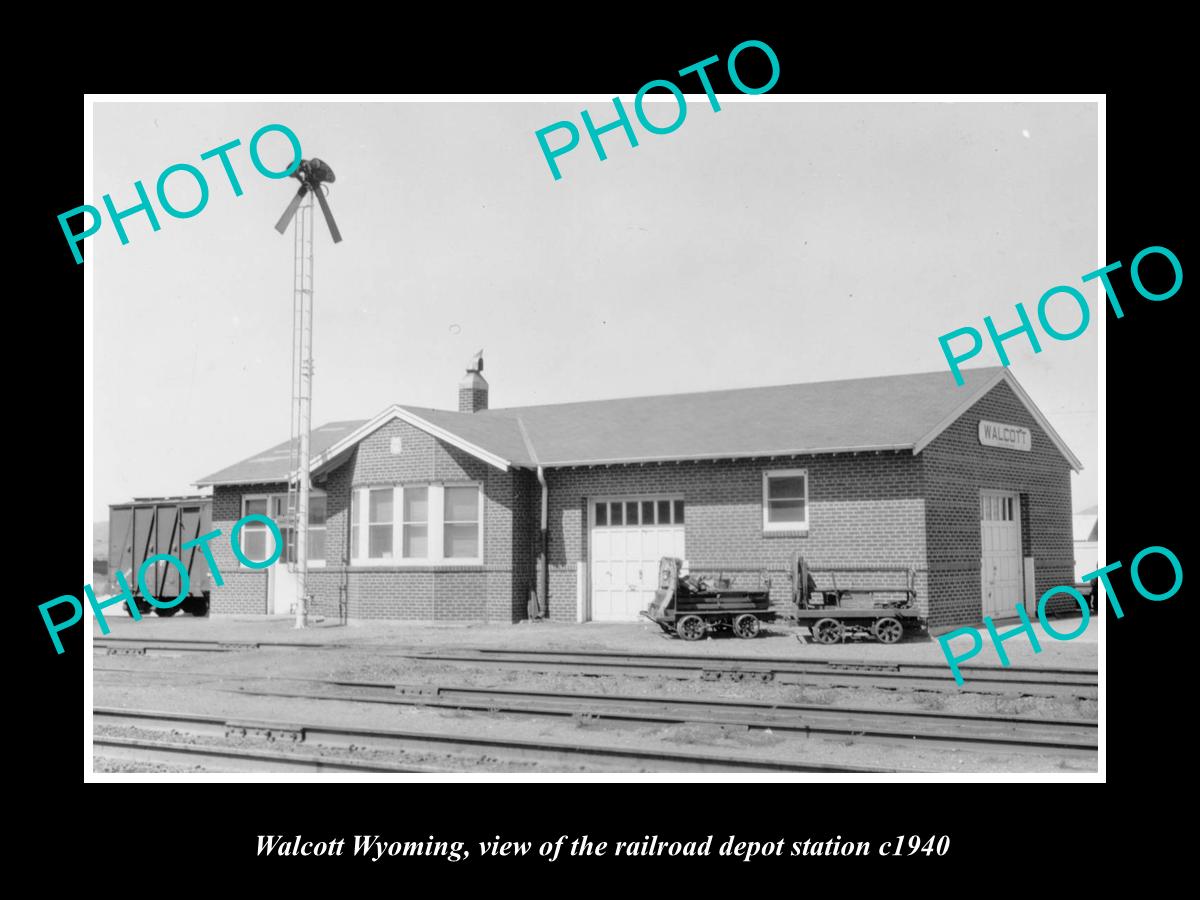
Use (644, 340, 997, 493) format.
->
(589, 497, 685, 622)
(980, 490, 1024, 618)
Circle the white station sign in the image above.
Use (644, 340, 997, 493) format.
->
(979, 420, 1031, 452)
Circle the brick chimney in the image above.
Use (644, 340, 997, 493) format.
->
(458, 351, 488, 413)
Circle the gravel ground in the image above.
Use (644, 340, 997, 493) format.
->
(95, 723, 549, 772)
(93, 756, 210, 773)
(93, 612, 1099, 670)
(94, 649, 1097, 720)
(92, 645, 1098, 773)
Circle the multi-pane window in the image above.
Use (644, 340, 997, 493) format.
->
(307, 494, 327, 560)
(444, 486, 480, 558)
(349, 484, 482, 564)
(241, 492, 326, 565)
(369, 488, 394, 559)
(981, 495, 1015, 521)
(241, 498, 272, 562)
(762, 470, 808, 531)
(594, 498, 685, 527)
(403, 487, 428, 558)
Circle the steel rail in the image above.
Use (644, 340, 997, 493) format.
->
(401, 652, 1098, 698)
(93, 707, 891, 773)
(91, 637, 1098, 681)
(93, 736, 425, 773)
(220, 681, 1096, 756)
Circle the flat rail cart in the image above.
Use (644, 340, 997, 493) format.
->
(108, 496, 213, 616)
(788, 553, 923, 644)
(641, 557, 777, 640)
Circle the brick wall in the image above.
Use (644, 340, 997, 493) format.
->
(458, 387, 488, 413)
(921, 380, 1076, 631)
(209, 485, 272, 614)
(207, 381, 1076, 632)
(543, 453, 928, 623)
(208, 416, 529, 622)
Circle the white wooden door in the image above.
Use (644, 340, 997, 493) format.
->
(590, 497, 685, 621)
(980, 490, 1023, 618)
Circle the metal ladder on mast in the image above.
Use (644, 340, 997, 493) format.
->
(285, 192, 314, 616)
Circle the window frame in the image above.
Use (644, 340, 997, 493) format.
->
(402, 485, 430, 560)
(590, 494, 685, 529)
(762, 468, 809, 533)
(442, 484, 482, 561)
(303, 492, 328, 567)
(348, 482, 484, 567)
(366, 486, 396, 561)
(238, 490, 328, 570)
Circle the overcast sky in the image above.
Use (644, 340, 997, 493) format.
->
(91, 99, 1098, 514)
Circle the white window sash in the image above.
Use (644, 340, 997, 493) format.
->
(350, 483, 483, 566)
(762, 469, 809, 532)
(401, 485, 430, 561)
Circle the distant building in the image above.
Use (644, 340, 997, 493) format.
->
(1073, 505, 1099, 582)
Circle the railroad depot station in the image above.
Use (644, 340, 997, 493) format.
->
(188, 362, 1081, 633)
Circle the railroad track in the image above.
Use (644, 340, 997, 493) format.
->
(93, 637, 336, 656)
(92, 637, 1097, 697)
(401, 649, 1099, 698)
(95, 662, 1098, 756)
(214, 677, 1096, 756)
(94, 735, 426, 773)
(93, 707, 890, 773)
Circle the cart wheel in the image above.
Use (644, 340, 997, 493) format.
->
(733, 614, 761, 639)
(154, 605, 180, 617)
(676, 615, 706, 641)
(873, 617, 903, 644)
(811, 618, 843, 644)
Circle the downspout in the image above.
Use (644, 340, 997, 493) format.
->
(517, 416, 548, 621)
(536, 465, 548, 619)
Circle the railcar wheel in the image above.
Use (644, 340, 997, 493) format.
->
(676, 615, 706, 641)
(733, 614, 761, 639)
(811, 618, 843, 644)
(154, 605, 180, 617)
(873, 617, 903, 644)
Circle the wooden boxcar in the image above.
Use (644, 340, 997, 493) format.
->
(108, 496, 213, 616)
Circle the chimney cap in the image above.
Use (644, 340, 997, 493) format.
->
(459, 370, 488, 390)
(467, 349, 484, 373)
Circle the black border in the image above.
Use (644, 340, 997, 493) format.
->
(27, 24, 1185, 882)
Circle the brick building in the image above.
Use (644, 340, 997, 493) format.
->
(195, 362, 1081, 631)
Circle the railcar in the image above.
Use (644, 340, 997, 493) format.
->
(641, 557, 777, 640)
(108, 496, 213, 616)
(643, 554, 926, 643)
(787, 553, 924, 644)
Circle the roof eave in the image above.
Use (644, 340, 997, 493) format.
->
(536, 444, 916, 469)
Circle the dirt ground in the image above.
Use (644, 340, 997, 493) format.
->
(91, 613, 1099, 774)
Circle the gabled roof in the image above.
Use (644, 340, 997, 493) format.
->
(196, 420, 367, 486)
(195, 366, 1082, 486)
(1073, 514, 1099, 542)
